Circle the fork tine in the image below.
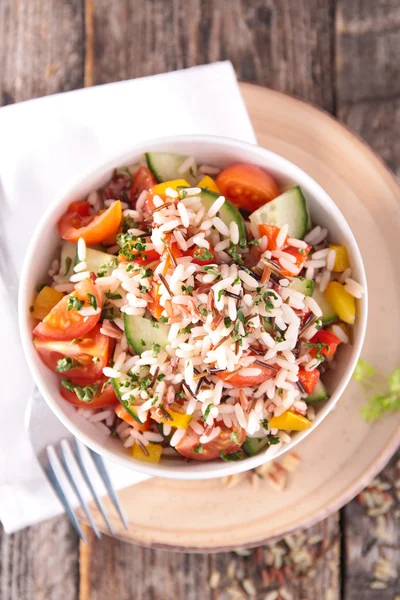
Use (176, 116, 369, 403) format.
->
(74, 439, 115, 536)
(88, 449, 129, 530)
(60, 439, 102, 540)
(46, 445, 87, 543)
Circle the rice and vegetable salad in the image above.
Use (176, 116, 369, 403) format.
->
(31, 153, 364, 464)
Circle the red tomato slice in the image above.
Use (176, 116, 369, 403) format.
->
(217, 362, 276, 387)
(186, 245, 217, 265)
(33, 325, 111, 384)
(279, 245, 311, 277)
(298, 367, 320, 395)
(147, 281, 164, 320)
(175, 421, 246, 461)
(308, 330, 341, 359)
(130, 167, 157, 207)
(258, 224, 289, 251)
(60, 381, 118, 408)
(58, 200, 122, 245)
(33, 279, 101, 341)
(216, 164, 280, 212)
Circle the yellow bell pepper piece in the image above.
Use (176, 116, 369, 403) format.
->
(159, 409, 192, 429)
(132, 442, 163, 464)
(32, 286, 64, 320)
(151, 179, 189, 196)
(198, 175, 220, 194)
(329, 245, 349, 272)
(269, 411, 312, 431)
(324, 281, 356, 325)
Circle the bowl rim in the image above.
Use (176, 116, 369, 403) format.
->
(18, 133, 368, 479)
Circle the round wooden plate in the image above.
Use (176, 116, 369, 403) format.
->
(83, 83, 400, 551)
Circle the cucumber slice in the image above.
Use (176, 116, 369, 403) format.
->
(290, 277, 314, 297)
(112, 376, 144, 423)
(199, 189, 247, 247)
(243, 437, 269, 457)
(85, 248, 118, 278)
(312, 287, 338, 325)
(307, 379, 329, 403)
(58, 241, 77, 281)
(156, 422, 173, 444)
(145, 152, 197, 186)
(124, 313, 170, 355)
(263, 317, 273, 333)
(249, 186, 310, 239)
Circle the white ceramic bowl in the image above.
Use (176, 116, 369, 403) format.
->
(18, 135, 368, 480)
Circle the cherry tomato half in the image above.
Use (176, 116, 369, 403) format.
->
(34, 325, 111, 384)
(175, 421, 246, 461)
(216, 164, 280, 212)
(58, 200, 122, 245)
(33, 279, 101, 341)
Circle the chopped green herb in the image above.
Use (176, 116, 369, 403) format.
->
(193, 247, 213, 262)
(193, 444, 203, 454)
(70, 338, 83, 344)
(204, 265, 221, 279)
(179, 325, 192, 335)
(198, 304, 208, 317)
(152, 343, 161, 357)
(61, 379, 99, 403)
(202, 404, 213, 422)
(180, 189, 188, 199)
(224, 317, 232, 328)
(56, 357, 82, 372)
(260, 418, 269, 431)
(248, 238, 261, 247)
(105, 292, 122, 300)
(233, 276, 241, 286)
(220, 450, 245, 461)
(87, 293, 98, 310)
(140, 339, 146, 347)
(159, 316, 168, 323)
(67, 296, 84, 311)
(217, 289, 225, 302)
(64, 257, 72, 276)
(304, 341, 330, 360)
(92, 357, 100, 363)
(97, 257, 118, 277)
(157, 373, 166, 382)
(299, 248, 306, 255)
(150, 319, 159, 328)
(181, 284, 194, 295)
(140, 266, 153, 278)
(267, 435, 280, 445)
(227, 242, 243, 264)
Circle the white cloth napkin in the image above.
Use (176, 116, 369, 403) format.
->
(0, 61, 256, 534)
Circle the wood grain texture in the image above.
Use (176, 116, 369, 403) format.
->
(80, 515, 340, 600)
(0, 0, 84, 106)
(0, 517, 79, 600)
(88, 0, 336, 111)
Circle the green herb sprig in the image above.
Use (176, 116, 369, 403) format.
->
(354, 359, 400, 422)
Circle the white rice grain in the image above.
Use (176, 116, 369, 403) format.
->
(279, 259, 299, 275)
(103, 366, 121, 378)
(331, 324, 349, 344)
(344, 278, 364, 298)
(178, 155, 195, 174)
(70, 270, 91, 283)
(212, 216, 230, 236)
(170, 428, 187, 447)
(305, 295, 323, 318)
(177, 202, 190, 227)
(77, 237, 86, 261)
(230, 221, 239, 244)
(207, 195, 225, 217)
(276, 224, 289, 248)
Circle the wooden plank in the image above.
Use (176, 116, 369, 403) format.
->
(336, 3, 400, 598)
(0, 2, 84, 599)
(79, 514, 340, 600)
(87, 0, 335, 111)
(0, 517, 79, 600)
(0, 0, 84, 106)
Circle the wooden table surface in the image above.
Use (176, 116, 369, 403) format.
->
(1, 1, 399, 598)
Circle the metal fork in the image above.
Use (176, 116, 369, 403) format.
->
(26, 388, 128, 542)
